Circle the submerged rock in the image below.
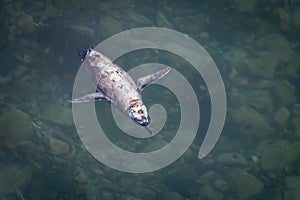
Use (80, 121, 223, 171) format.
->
(125, 9, 153, 26)
(224, 34, 294, 79)
(162, 191, 184, 200)
(273, 107, 290, 124)
(100, 17, 123, 36)
(273, 80, 297, 105)
(228, 168, 264, 199)
(156, 12, 173, 29)
(0, 164, 32, 196)
(0, 109, 34, 148)
(230, 105, 271, 137)
(247, 51, 278, 78)
(293, 104, 300, 116)
(74, 167, 89, 184)
(285, 56, 300, 78)
(235, 0, 258, 12)
(257, 139, 300, 171)
(16, 12, 37, 34)
(223, 48, 277, 78)
(196, 171, 220, 184)
(214, 179, 229, 192)
(292, 8, 300, 33)
(41, 103, 73, 126)
(130, 185, 156, 199)
(278, 8, 292, 32)
(199, 184, 223, 200)
(254, 34, 294, 64)
(293, 117, 300, 140)
(244, 90, 273, 111)
(49, 137, 70, 155)
(285, 176, 300, 200)
(216, 152, 248, 167)
(98, 0, 131, 12)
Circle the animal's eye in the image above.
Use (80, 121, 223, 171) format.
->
(138, 110, 144, 114)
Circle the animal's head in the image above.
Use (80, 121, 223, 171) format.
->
(128, 101, 149, 126)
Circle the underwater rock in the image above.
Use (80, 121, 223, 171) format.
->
(225, 34, 294, 79)
(0, 109, 34, 148)
(224, 48, 277, 78)
(0, 164, 32, 196)
(235, 0, 258, 12)
(100, 17, 123, 36)
(229, 168, 264, 200)
(125, 9, 153, 26)
(40, 3, 60, 22)
(199, 32, 210, 41)
(223, 48, 247, 69)
(196, 171, 220, 185)
(286, 176, 300, 189)
(255, 34, 294, 63)
(49, 137, 70, 155)
(230, 105, 271, 137)
(292, 8, 300, 32)
(162, 191, 184, 200)
(199, 184, 223, 200)
(285, 56, 300, 78)
(293, 117, 300, 140)
(247, 51, 278, 78)
(19, 140, 38, 154)
(130, 186, 156, 199)
(98, 0, 131, 12)
(257, 139, 300, 171)
(70, 25, 94, 38)
(293, 104, 300, 116)
(255, 79, 274, 89)
(273, 107, 290, 124)
(0, 65, 28, 85)
(214, 179, 229, 192)
(156, 12, 173, 29)
(284, 176, 300, 200)
(29, 171, 74, 199)
(41, 103, 73, 126)
(278, 8, 292, 32)
(16, 12, 36, 34)
(216, 152, 248, 167)
(244, 90, 273, 111)
(223, 48, 277, 78)
(174, 15, 208, 33)
(273, 80, 297, 105)
(74, 167, 88, 184)
(227, 88, 245, 108)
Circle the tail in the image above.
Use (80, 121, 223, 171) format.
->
(77, 44, 94, 61)
(77, 48, 88, 61)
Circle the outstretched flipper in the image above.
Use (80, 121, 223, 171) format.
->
(68, 92, 111, 103)
(137, 67, 171, 93)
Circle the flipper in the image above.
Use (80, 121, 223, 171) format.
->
(137, 67, 171, 93)
(68, 92, 111, 103)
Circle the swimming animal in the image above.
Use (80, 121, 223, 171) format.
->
(69, 48, 171, 134)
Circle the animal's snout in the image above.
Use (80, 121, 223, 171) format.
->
(140, 119, 149, 126)
(133, 114, 149, 126)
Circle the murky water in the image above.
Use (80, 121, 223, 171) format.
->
(1, 0, 300, 199)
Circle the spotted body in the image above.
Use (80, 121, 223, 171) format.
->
(70, 48, 170, 133)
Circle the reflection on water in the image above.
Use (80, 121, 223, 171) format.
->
(0, 0, 300, 199)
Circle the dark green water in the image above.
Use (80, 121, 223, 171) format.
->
(0, 0, 300, 199)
